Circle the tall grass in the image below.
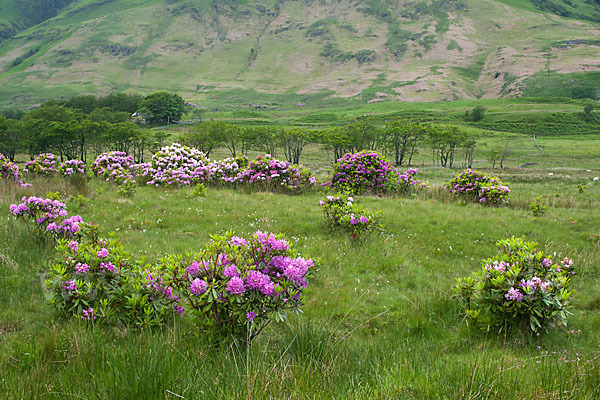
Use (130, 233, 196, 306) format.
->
(0, 159, 599, 399)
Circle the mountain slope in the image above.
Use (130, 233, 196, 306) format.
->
(1, 0, 600, 106)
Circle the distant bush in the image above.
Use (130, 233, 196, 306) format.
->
(396, 167, 428, 194)
(25, 153, 60, 175)
(530, 196, 547, 218)
(447, 169, 510, 205)
(0, 153, 26, 186)
(328, 150, 396, 195)
(144, 143, 209, 186)
(320, 195, 383, 241)
(92, 151, 135, 185)
(454, 237, 576, 334)
(236, 154, 316, 193)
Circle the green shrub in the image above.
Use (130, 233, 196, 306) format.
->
(454, 237, 576, 334)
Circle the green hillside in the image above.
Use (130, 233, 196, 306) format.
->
(1, 0, 600, 106)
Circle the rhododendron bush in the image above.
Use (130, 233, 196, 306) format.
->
(92, 151, 135, 185)
(9, 196, 83, 239)
(144, 143, 210, 186)
(396, 167, 428, 194)
(446, 169, 510, 205)
(47, 227, 181, 327)
(328, 150, 395, 195)
(0, 153, 26, 186)
(320, 195, 383, 240)
(454, 237, 575, 334)
(160, 231, 315, 341)
(236, 154, 316, 193)
(91, 146, 316, 193)
(326, 150, 427, 195)
(25, 153, 59, 175)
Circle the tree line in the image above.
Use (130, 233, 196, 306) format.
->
(181, 117, 479, 168)
(1, 92, 479, 168)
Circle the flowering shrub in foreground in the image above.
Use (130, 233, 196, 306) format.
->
(92, 151, 135, 185)
(328, 150, 395, 195)
(161, 231, 315, 341)
(446, 169, 510, 205)
(320, 195, 383, 241)
(47, 229, 181, 327)
(236, 154, 316, 193)
(9, 196, 83, 239)
(0, 153, 27, 186)
(25, 153, 59, 175)
(454, 237, 575, 334)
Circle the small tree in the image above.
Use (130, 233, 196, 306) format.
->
(465, 106, 486, 122)
(138, 92, 185, 124)
(583, 103, 594, 121)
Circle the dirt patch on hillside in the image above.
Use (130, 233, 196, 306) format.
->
(551, 45, 600, 73)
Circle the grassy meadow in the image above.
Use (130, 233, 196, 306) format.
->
(1, 135, 599, 399)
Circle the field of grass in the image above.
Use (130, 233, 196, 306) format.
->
(1, 137, 599, 398)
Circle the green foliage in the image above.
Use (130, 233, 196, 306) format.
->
(320, 194, 383, 241)
(447, 169, 511, 205)
(465, 106, 486, 122)
(47, 230, 180, 328)
(139, 92, 185, 124)
(454, 237, 576, 334)
(187, 183, 207, 199)
(530, 196, 547, 218)
(116, 179, 137, 198)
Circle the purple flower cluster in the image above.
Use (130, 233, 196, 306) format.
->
(81, 307, 96, 321)
(447, 169, 510, 205)
(328, 150, 395, 194)
(9, 196, 84, 239)
(397, 168, 428, 193)
(143, 143, 210, 186)
(92, 151, 135, 185)
(166, 231, 314, 337)
(25, 153, 59, 175)
(235, 154, 316, 192)
(504, 287, 523, 302)
(58, 159, 88, 177)
(190, 278, 208, 295)
(0, 153, 27, 186)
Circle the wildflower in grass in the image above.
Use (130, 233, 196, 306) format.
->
(190, 278, 208, 295)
